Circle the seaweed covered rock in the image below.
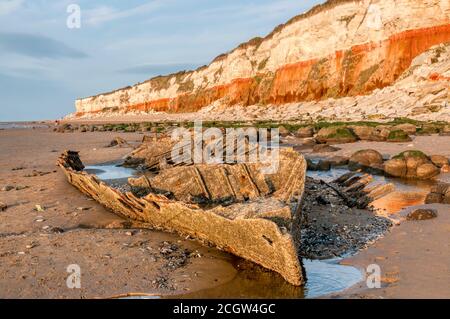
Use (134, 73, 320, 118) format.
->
(406, 209, 438, 221)
(316, 127, 358, 145)
(386, 130, 412, 143)
(384, 151, 439, 179)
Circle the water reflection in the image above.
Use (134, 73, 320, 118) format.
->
(173, 258, 362, 299)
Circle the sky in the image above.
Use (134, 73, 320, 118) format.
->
(0, 0, 322, 121)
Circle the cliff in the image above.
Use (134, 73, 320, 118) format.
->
(74, 0, 450, 117)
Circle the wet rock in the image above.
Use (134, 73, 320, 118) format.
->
(1, 185, 14, 192)
(386, 130, 412, 143)
(416, 163, 441, 179)
(312, 144, 340, 153)
(296, 127, 314, 138)
(327, 156, 349, 167)
(316, 127, 358, 144)
(430, 155, 449, 168)
(384, 151, 439, 179)
(349, 149, 384, 172)
(425, 183, 450, 204)
(406, 209, 438, 221)
(0, 202, 7, 211)
(306, 159, 331, 171)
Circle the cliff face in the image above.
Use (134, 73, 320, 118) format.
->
(75, 0, 450, 117)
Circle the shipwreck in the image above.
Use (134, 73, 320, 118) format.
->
(58, 144, 307, 286)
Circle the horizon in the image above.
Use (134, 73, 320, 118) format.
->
(0, 0, 322, 122)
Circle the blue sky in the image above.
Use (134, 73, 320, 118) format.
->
(0, 0, 322, 121)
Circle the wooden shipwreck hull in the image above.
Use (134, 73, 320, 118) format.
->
(58, 148, 307, 285)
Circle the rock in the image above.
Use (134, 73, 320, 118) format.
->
(384, 151, 439, 179)
(327, 156, 349, 167)
(0, 202, 7, 211)
(439, 125, 450, 136)
(35, 205, 45, 212)
(425, 183, 449, 204)
(312, 144, 340, 153)
(393, 123, 417, 135)
(302, 138, 317, 146)
(350, 125, 392, 142)
(441, 164, 450, 173)
(416, 164, 440, 179)
(107, 137, 128, 148)
(430, 155, 449, 168)
(1, 185, 14, 192)
(316, 127, 358, 144)
(406, 209, 437, 221)
(384, 158, 406, 177)
(386, 130, 412, 143)
(278, 126, 290, 136)
(317, 160, 331, 171)
(296, 127, 314, 138)
(349, 149, 384, 171)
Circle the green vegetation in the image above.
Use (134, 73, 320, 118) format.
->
(387, 130, 410, 141)
(325, 127, 357, 139)
(393, 150, 428, 160)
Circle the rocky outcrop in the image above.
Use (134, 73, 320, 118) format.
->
(72, 0, 450, 118)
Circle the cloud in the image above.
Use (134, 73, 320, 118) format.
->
(0, 0, 23, 16)
(85, 1, 164, 26)
(0, 32, 88, 59)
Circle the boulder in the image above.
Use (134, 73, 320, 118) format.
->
(386, 130, 412, 143)
(416, 164, 440, 179)
(296, 127, 314, 138)
(430, 155, 449, 168)
(278, 126, 290, 136)
(349, 149, 383, 171)
(425, 183, 449, 204)
(384, 151, 439, 179)
(406, 209, 438, 221)
(384, 158, 407, 178)
(1, 185, 14, 192)
(349, 126, 376, 141)
(327, 156, 349, 167)
(393, 123, 417, 135)
(439, 125, 450, 136)
(316, 127, 358, 144)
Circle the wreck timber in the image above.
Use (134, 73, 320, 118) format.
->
(58, 149, 307, 286)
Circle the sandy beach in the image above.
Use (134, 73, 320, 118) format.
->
(1, 126, 449, 298)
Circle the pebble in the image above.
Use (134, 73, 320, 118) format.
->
(35, 218, 45, 223)
(0, 202, 7, 212)
(35, 205, 45, 212)
(1, 185, 14, 192)
(77, 207, 91, 211)
(125, 231, 134, 236)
